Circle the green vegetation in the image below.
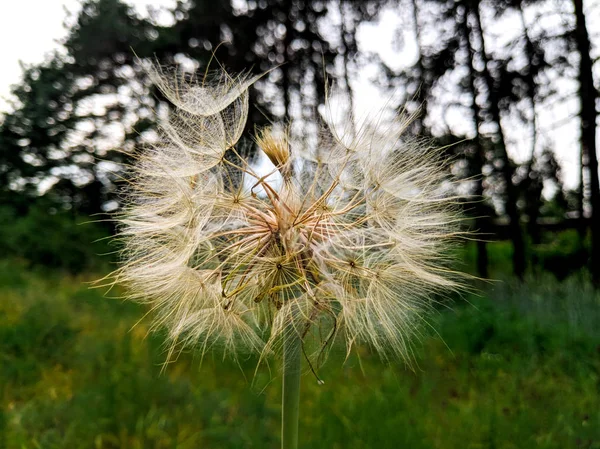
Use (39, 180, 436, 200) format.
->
(1, 0, 599, 445)
(1, 257, 598, 449)
(0, 204, 112, 273)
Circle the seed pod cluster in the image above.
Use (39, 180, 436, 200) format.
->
(113, 64, 465, 363)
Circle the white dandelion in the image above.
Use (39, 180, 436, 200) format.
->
(110, 62, 468, 449)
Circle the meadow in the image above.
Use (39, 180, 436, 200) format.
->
(1, 252, 599, 449)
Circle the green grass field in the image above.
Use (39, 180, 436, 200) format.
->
(1, 258, 599, 449)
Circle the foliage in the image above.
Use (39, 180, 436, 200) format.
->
(1, 0, 598, 280)
(0, 203, 111, 273)
(531, 229, 589, 280)
(0, 0, 351, 215)
(1, 262, 598, 448)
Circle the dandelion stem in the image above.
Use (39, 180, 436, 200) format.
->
(282, 324, 302, 449)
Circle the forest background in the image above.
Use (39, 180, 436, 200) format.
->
(0, 1, 599, 448)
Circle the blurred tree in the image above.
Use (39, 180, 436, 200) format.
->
(395, 0, 460, 137)
(0, 0, 346, 216)
(337, 0, 357, 122)
(2, 0, 596, 281)
(335, 1, 382, 124)
(0, 0, 160, 216)
(572, 0, 600, 286)
(466, 0, 526, 279)
(485, 0, 566, 248)
(391, 0, 596, 279)
(510, 0, 549, 247)
(392, 0, 526, 278)
(0, 58, 72, 213)
(458, 3, 493, 279)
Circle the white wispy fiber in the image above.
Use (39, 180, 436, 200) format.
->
(110, 63, 467, 364)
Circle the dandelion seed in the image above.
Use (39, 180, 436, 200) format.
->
(112, 63, 466, 367)
(107, 61, 471, 449)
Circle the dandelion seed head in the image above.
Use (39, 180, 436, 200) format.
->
(113, 63, 467, 365)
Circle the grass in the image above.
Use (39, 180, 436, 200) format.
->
(1, 258, 599, 449)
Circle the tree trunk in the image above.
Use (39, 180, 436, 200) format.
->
(517, 2, 542, 246)
(282, 1, 293, 122)
(339, 0, 356, 127)
(458, 3, 488, 278)
(470, 2, 526, 279)
(408, 0, 428, 134)
(573, 0, 600, 286)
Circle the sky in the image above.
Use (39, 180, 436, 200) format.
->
(0, 0, 78, 111)
(0, 0, 593, 189)
(0, 0, 176, 112)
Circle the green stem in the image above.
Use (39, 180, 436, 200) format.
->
(282, 326, 302, 449)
